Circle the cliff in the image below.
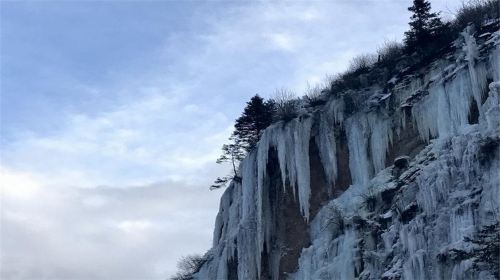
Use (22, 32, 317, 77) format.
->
(194, 25, 500, 280)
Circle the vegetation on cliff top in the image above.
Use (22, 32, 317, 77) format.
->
(209, 0, 499, 191)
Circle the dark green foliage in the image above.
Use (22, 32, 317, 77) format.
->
(170, 254, 207, 280)
(211, 95, 275, 189)
(233, 95, 276, 152)
(404, 0, 450, 57)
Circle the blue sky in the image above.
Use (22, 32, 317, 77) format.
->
(1, 0, 462, 279)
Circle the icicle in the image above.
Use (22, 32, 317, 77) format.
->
(484, 82, 500, 132)
(274, 127, 289, 192)
(451, 260, 474, 280)
(317, 113, 338, 187)
(326, 97, 345, 124)
(411, 65, 483, 141)
(282, 123, 298, 198)
(411, 89, 440, 142)
(292, 228, 359, 280)
(367, 112, 393, 173)
(346, 116, 372, 186)
(462, 26, 487, 110)
(241, 152, 257, 222)
(445, 71, 475, 134)
(449, 203, 476, 243)
(403, 250, 427, 280)
(256, 129, 272, 278)
(344, 110, 394, 187)
(260, 117, 314, 219)
(294, 117, 313, 219)
(237, 226, 259, 280)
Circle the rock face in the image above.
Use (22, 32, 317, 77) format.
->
(194, 26, 500, 280)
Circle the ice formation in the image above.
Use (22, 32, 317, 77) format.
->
(194, 26, 499, 280)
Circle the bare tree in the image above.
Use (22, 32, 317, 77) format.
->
(170, 254, 207, 280)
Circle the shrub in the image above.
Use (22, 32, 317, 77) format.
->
(453, 0, 500, 31)
(272, 88, 299, 122)
(304, 82, 328, 107)
(328, 73, 346, 94)
(320, 204, 344, 235)
(359, 188, 378, 212)
(377, 40, 404, 65)
(328, 54, 378, 94)
(347, 54, 377, 74)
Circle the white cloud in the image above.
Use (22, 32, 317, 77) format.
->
(2, 87, 231, 187)
(117, 220, 152, 233)
(0, 167, 222, 279)
(0, 167, 42, 199)
(266, 32, 298, 52)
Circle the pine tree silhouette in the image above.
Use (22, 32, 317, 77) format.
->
(211, 95, 275, 189)
(404, 0, 446, 56)
(233, 95, 275, 152)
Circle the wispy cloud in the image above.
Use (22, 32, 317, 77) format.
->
(2, 87, 229, 187)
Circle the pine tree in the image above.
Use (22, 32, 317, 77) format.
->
(210, 95, 275, 190)
(404, 0, 446, 56)
(217, 136, 245, 177)
(210, 135, 245, 190)
(233, 95, 276, 152)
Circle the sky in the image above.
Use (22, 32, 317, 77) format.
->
(0, 0, 462, 279)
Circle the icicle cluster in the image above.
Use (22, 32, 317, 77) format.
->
(195, 27, 499, 280)
(345, 112, 393, 186)
(291, 28, 500, 279)
(292, 126, 500, 279)
(411, 27, 490, 142)
(257, 116, 314, 218)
